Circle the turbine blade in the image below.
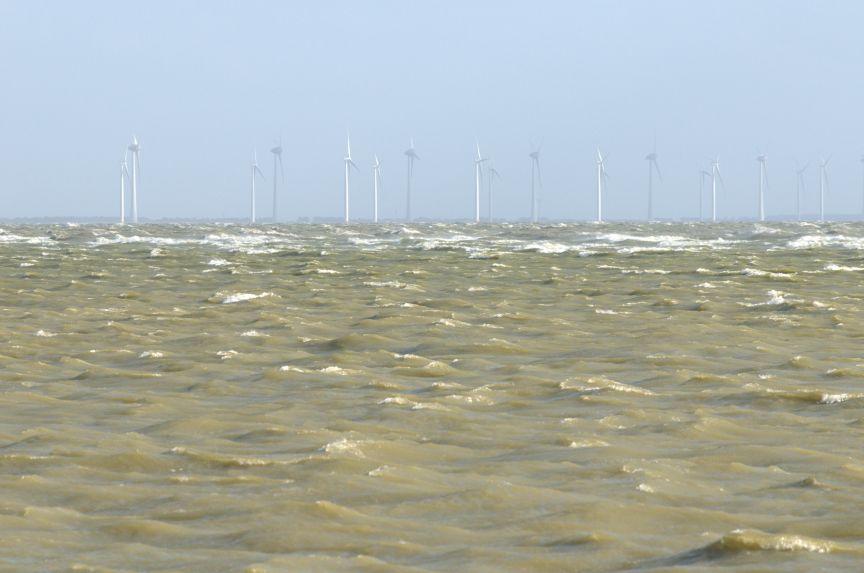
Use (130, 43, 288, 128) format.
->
(278, 154, 285, 183)
(653, 159, 662, 181)
(536, 159, 543, 188)
(255, 165, 265, 179)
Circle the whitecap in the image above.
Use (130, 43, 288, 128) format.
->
(139, 351, 164, 358)
(825, 263, 864, 272)
(519, 241, 570, 254)
(240, 330, 267, 337)
(221, 292, 275, 304)
(787, 235, 864, 250)
(321, 438, 366, 457)
(378, 396, 412, 406)
(279, 365, 307, 373)
(740, 290, 791, 308)
(319, 366, 355, 375)
(568, 439, 609, 448)
(741, 268, 795, 278)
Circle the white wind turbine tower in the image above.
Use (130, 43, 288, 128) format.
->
(270, 141, 284, 222)
(794, 163, 808, 221)
(250, 150, 265, 223)
(645, 145, 662, 221)
(819, 156, 831, 222)
(529, 143, 542, 223)
(488, 164, 500, 222)
(119, 151, 129, 224)
(699, 169, 712, 221)
(474, 141, 488, 223)
(710, 157, 725, 222)
(756, 154, 768, 221)
(596, 147, 609, 223)
(404, 138, 419, 221)
(127, 136, 141, 223)
(372, 155, 382, 224)
(343, 132, 359, 223)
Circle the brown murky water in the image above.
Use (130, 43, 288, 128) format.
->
(1, 222, 863, 572)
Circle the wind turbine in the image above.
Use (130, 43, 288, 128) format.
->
(119, 151, 129, 224)
(699, 169, 712, 221)
(343, 131, 359, 223)
(488, 164, 500, 222)
(127, 136, 141, 223)
(474, 140, 488, 223)
(404, 138, 419, 221)
(596, 147, 609, 223)
(270, 141, 284, 222)
(645, 145, 662, 221)
(756, 154, 768, 221)
(529, 142, 542, 223)
(250, 150, 265, 223)
(795, 163, 808, 221)
(710, 157, 725, 222)
(819, 157, 831, 222)
(372, 155, 382, 224)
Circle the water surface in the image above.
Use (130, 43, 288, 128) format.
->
(1, 222, 863, 572)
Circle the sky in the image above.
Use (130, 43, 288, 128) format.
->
(1, 0, 864, 222)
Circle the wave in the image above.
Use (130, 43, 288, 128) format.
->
(787, 235, 864, 250)
(631, 529, 854, 570)
(740, 382, 864, 405)
(217, 292, 276, 304)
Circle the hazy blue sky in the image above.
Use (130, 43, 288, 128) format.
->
(2, 0, 863, 221)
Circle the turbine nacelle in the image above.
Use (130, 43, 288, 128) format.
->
(596, 147, 608, 171)
(405, 138, 419, 160)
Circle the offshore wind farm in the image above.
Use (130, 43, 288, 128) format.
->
(111, 132, 864, 225)
(5, 2, 864, 573)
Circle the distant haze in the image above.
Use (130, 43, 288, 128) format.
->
(1, 0, 863, 221)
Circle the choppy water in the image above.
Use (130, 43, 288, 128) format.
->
(2, 222, 864, 572)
